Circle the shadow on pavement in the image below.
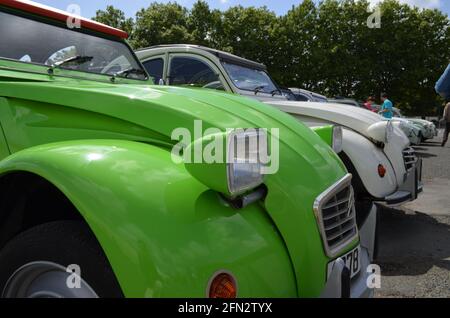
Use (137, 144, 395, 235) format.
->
(376, 206, 450, 276)
(420, 142, 443, 148)
(414, 152, 438, 158)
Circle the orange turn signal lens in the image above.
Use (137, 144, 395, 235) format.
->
(378, 164, 386, 178)
(208, 272, 237, 298)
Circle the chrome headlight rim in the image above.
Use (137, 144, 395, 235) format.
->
(332, 126, 343, 153)
(226, 129, 267, 197)
(385, 120, 394, 143)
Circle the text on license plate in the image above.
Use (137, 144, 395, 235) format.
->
(328, 246, 361, 279)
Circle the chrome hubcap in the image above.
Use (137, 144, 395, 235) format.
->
(2, 261, 98, 298)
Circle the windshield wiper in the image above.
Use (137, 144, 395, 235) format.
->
(114, 68, 145, 78)
(253, 85, 267, 95)
(270, 89, 282, 96)
(54, 55, 93, 67)
(48, 55, 93, 74)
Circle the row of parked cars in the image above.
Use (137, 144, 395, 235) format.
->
(0, 0, 422, 298)
(301, 95, 438, 146)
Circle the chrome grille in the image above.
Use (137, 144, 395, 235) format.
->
(403, 147, 417, 171)
(314, 174, 358, 258)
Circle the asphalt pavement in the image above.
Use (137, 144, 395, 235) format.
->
(375, 130, 450, 298)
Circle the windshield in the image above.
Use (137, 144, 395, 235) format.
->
(0, 11, 146, 80)
(221, 61, 278, 94)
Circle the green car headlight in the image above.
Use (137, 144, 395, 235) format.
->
(184, 129, 266, 198)
(227, 129, 267, 197)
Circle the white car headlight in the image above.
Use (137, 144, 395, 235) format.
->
(399, 121, 408, 131)
(227, 129, 266, 197)
(332, 126, 343, 153)
(367, 121, 393, 143)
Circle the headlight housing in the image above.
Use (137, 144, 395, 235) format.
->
(367, 121, 394, 144)
(332, 126, 343, 153)
(227, 129, 266, 197)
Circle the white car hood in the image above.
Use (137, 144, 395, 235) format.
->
(266, 100, 385, 139)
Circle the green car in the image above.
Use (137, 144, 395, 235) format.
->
(0, 0, 371, 298)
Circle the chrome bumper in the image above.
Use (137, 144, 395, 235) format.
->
(320, 204, 377, 298)
(320, 246, 374, 298)
(383, 157, 423, 206)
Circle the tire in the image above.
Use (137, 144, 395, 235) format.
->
(418, 132, 424, 143)
(0, 221, 123, 298)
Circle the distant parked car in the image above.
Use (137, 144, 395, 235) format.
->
(328, 98, 362, 108)
(289, 88, 329, 103)
(371, 106, 429, 145)
(392, 108, 438, 141)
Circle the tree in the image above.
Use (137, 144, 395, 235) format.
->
(92, 0, 450, 116)
(273, 0, 318, 89)
(218, 6, 278, 70)
(187, 1, 222, 47)
(93, 6, 134, 37)
(132, 2, 194, 49)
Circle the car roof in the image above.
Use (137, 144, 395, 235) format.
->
(289, 87, 328, 99)
(0, 0, 128, 39)
(136, 44, 267, 71)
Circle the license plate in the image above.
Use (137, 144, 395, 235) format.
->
(328, 246, 361, 279)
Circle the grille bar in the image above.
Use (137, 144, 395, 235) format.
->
(324, 216, 354, 231)
(313, 174, 359, 258)
(326, 221, 356, 241)
(323, 196, 351, 210)
(403, 147, 417, 171)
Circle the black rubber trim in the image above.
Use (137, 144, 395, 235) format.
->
(341, 267, 351, 298)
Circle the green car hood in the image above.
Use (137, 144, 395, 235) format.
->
(0, 79, 349, 296)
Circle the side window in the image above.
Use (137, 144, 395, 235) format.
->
(294, 94, 310, 102)
(143, 58, 164, 84)
(169, 56, 224, 90)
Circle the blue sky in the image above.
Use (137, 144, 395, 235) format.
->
(33, 0, 450, 18)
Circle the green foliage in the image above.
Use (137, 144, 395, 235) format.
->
(132, 2, 194, 48)
(92, 0, 450, 116)
(93, 5, 134, 37)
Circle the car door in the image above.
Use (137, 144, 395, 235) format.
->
(166, 53, 229, 92)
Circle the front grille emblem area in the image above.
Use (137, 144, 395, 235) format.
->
(313, 174, 359, 258)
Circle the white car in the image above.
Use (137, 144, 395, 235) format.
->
(136, 45, 423, 259)
(389, 117, 422, 145)
(393, 108, 438, 141)
(293, 92, 424, 146)
(410, 119, 438, 140)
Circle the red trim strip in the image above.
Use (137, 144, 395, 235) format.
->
(0, 0, 129, 39)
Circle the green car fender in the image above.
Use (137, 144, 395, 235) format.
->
(0, 139, 298, 298)
(311, 126, 334, 146)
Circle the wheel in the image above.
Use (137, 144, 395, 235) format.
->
(0, 221, 123, 298)
(418, 132, 424, 143)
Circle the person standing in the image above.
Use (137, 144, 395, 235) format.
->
(363, 96, 375, 112)
(380, 93, 394, 119)
(442, 101, 450, 147)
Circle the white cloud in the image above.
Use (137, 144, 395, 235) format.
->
(369, 0, 441, 9)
